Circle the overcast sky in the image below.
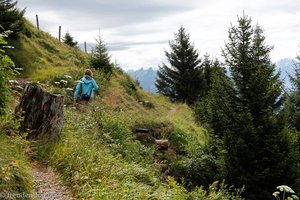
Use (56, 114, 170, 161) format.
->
(18, 0, 300, 70)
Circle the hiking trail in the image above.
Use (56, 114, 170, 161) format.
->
(30, 162, 74, 200)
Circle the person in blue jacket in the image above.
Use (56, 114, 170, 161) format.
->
(74, 69, 99, 102)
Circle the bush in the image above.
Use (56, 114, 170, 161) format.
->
(0, 30, 15, 115)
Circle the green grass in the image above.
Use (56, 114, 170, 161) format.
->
(32, 105, 243, 199)
(0, 114, 33, 199)
(7, 20, 89, 80)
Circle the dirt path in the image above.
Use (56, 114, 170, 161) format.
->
(30, 162, 74, 200)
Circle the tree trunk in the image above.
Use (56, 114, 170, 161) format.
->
(15, 83, 64, 141)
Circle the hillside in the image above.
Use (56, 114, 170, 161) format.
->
(0, 20, 246, 199)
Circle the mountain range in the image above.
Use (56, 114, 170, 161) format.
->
(127, 58, 299, 93)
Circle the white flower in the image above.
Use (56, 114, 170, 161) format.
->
(8, 80, 18, 84)
(64, 75, 72, 79)
(276, 185, 295, 193)
(60, 80, 68, 84)
(66, 88, 73, 91)
(54, 82, 60, 85)
(272, 191, 280, 197)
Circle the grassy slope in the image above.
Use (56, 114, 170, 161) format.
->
(3, 20, 243, 199)
(0, 114, 33, 198)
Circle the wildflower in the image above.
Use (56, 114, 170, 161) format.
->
(8, 80, 18, 84)
(66, 88, 73, 91)
(277, 185, 295, 194)
(60, 80, 68, 84)
(64, 75, 72, 79)
(9, 161, 19, 168)
(272, 191, 280, 197)
(54, 82, 60, 85)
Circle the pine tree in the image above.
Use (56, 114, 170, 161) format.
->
(0, 0, 25, 38)
(285, 56, 300, 191)
(222, 15, 295, 200)
(286, 57, 300, 131)
(90, 33, 112, 74)
(197, 14, 296, 200)
(156, 26, 203, 105)
(194, 63, 236, 136)
(201, 54, 221, 96)
(63, 32, 78, 47)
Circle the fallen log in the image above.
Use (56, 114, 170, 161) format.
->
(132, 128, 150, 133)
(15, 83, 64, 141)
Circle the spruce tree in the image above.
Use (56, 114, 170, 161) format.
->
(90, 33, 112, 74)
(156, 26, 202, 105)
(222, 15, 295, 200)
(201, 54, 221, 95)
(197, 14, 296, 199)
(194, 64, 236, 135)
(0, 0, 25, 38)
(63, 32, 78, 47)
(286, 57, 300, 131)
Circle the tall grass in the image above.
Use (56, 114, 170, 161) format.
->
(0, 114, 33, 198)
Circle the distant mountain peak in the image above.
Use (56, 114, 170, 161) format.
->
(126, 67, 158, 93)
(276, 58, 299, 89)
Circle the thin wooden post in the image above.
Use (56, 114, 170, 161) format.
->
(35, 14, 39, 30)
(58, 26, 61, 42)
(84, 41, 87, 53)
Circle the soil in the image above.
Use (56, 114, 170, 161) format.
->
(30, 162, 74, 200)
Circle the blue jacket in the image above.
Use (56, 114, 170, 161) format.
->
(74, 75, 99, 99)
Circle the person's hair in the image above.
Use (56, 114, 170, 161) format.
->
(85, 69, 93, 77)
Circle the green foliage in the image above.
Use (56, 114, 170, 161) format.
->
(36, 108, 178, 199)
(189, 181, 244, 200)
(0, 0, 25, 39)
(194, 65, 235, 136)
(91, 106, 153, 163)
(90, 33, 112, 75)
(156, 26, 203, 105)
(196, 14, 297, 200)
(170, 133, 226, 189)
(0, 114, 33, 197)
(63, 32, 78, 47)
(286, 56, 300, 131)
(0, 30, 15, 115)
(30, 106, 243, 200)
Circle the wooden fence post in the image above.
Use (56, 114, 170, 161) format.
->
(36, 14, 39, 30)
(59, 26, 61, 42)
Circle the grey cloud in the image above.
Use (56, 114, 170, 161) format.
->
(78, 40, 167, 52)
(108, 40, 167, 51)
(19, 0, 200, 29)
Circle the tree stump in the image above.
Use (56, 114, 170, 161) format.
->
(15, 83, 64, 141)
